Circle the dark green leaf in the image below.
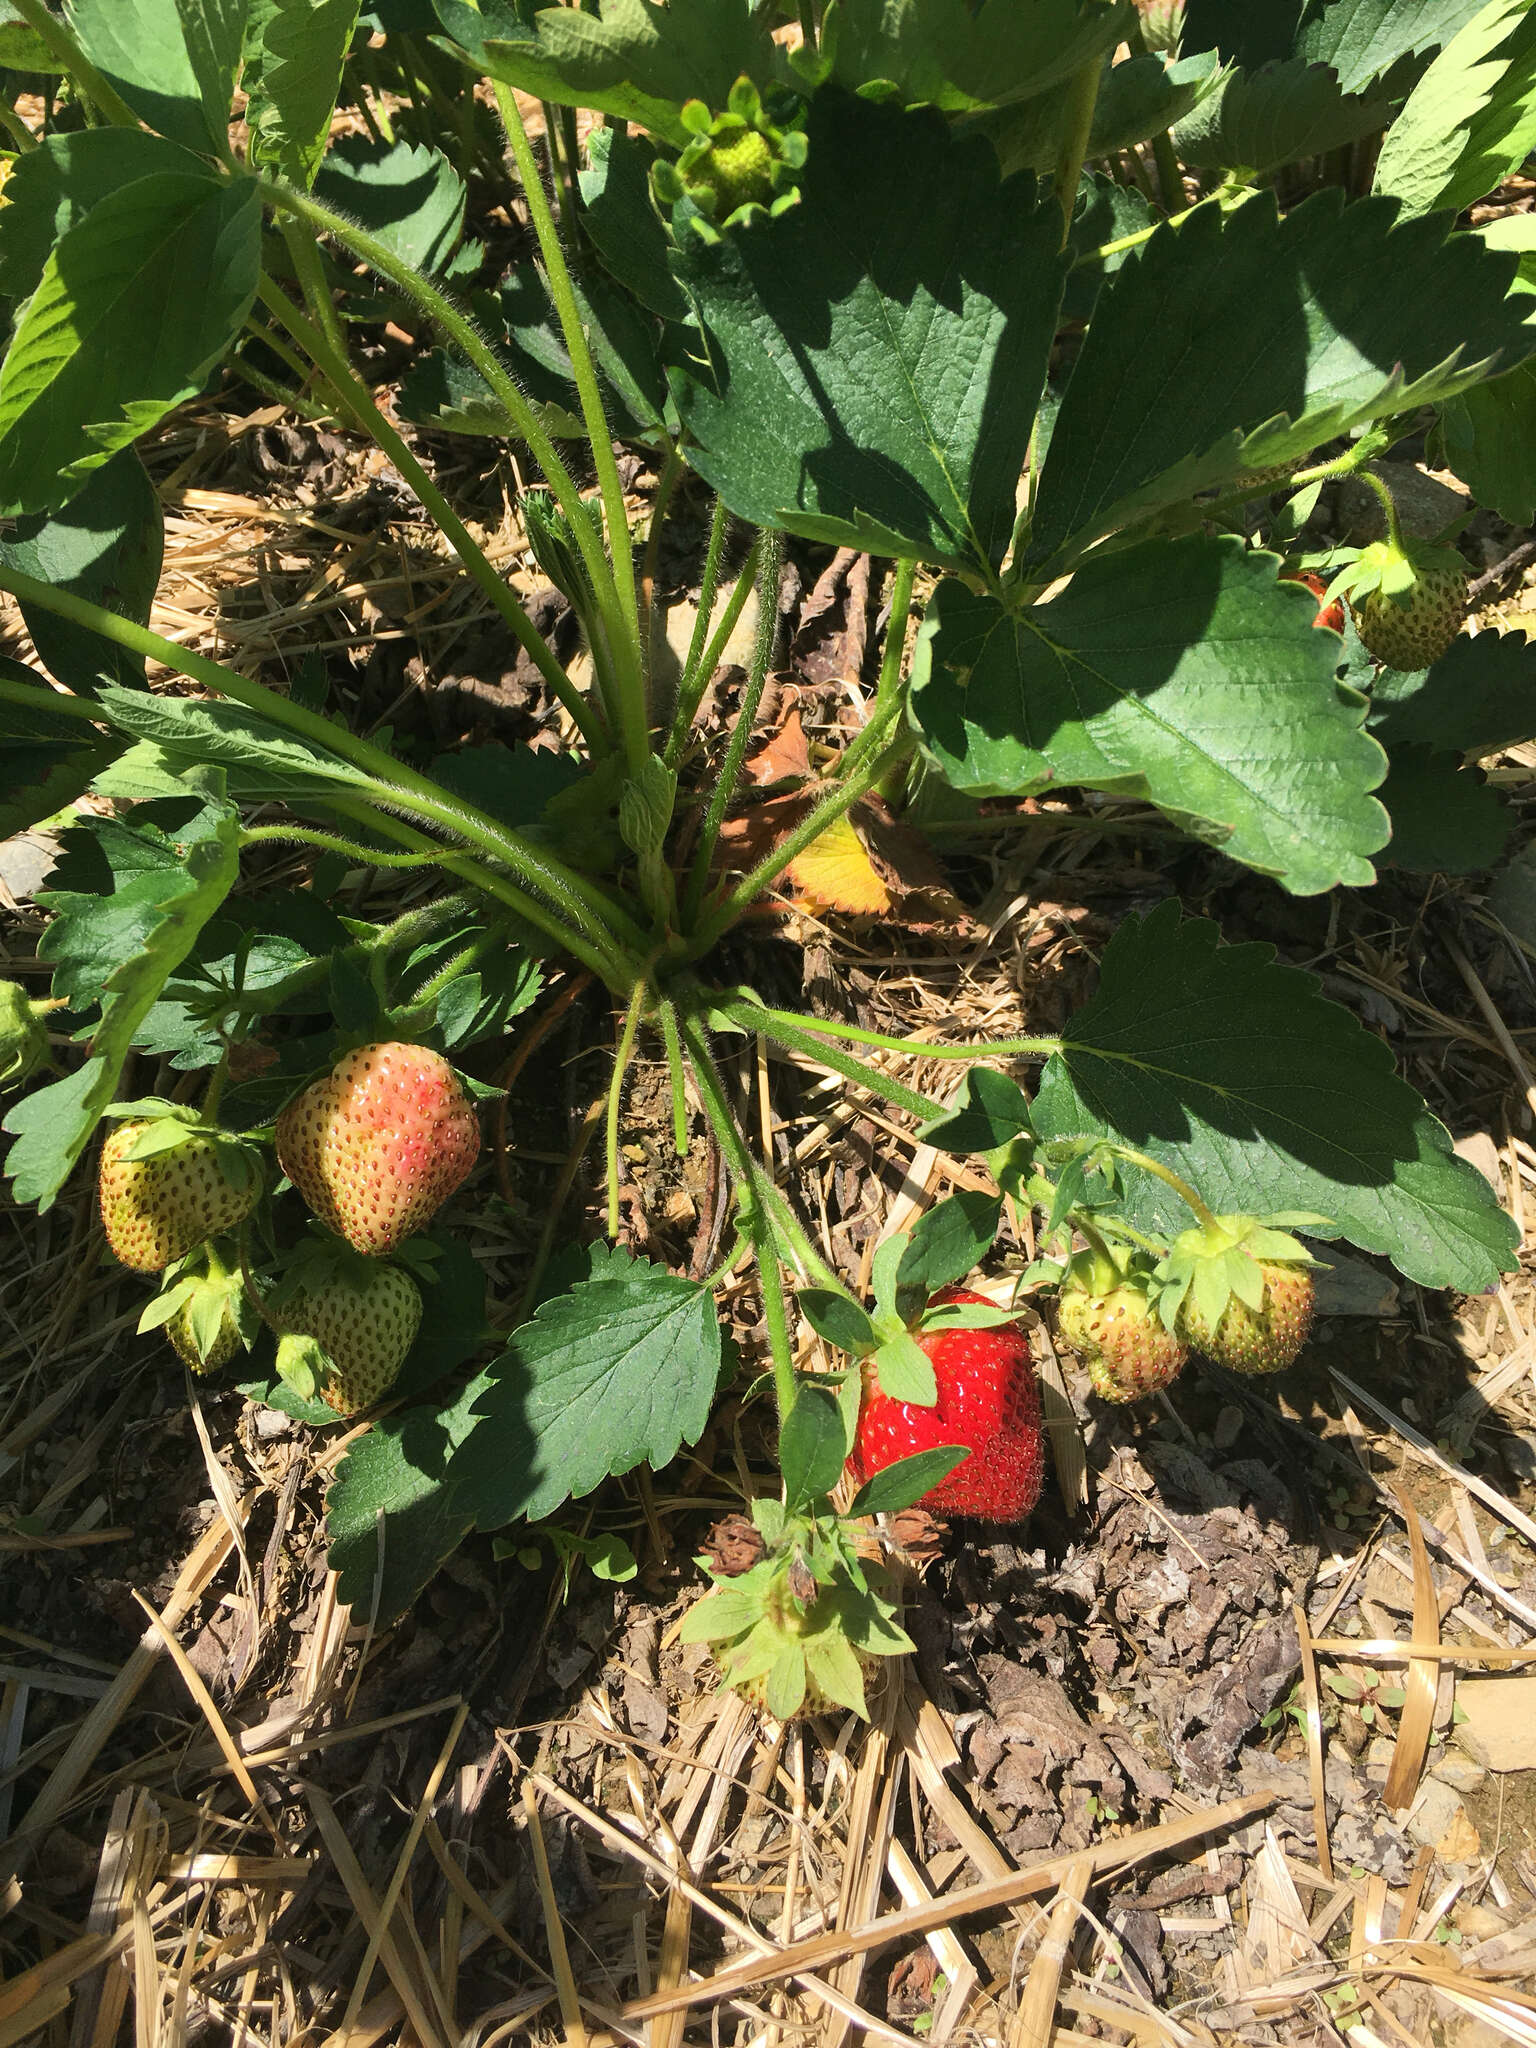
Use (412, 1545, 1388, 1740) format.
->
(453, 1245, 721, 1526)
(848, 1445, 969, 1518)
(779, 1383, 847, 1507)
(4, 801, 241, 1207)
(247, 0, 365, 186)
(0, 658, 119, 837)
(672, 91, 1066, 575)
(1367, 631, 1536, 754)
(1182, 0, 1488, 94)
(1031, 900, 1520, 1291)
(93, 685, 377, 796)
(1171, 59, 1392, 176)
(0, 0, 63, 67)
(830, 0, 1131, 112)
(0, 453, 163, 693)
(895, 1191, 1002, 1305)
(1373, 1, 1534, 217)
(325, 1378, 484, 1617)
(912, 540, 1388, 895)
(1022, 190, 1533, 575)
(917, 1067, 1035, 1156)
(313, 135, 466, 274)
(0, 129, 214, 301)
(1376, 745, 1511, 872)
(0, 173, 261, 517)
(69, 0, 247, 153)
(466, 0, 776, 146)
(578, 126, 690, 322)
(799, 1289, 878, 1356)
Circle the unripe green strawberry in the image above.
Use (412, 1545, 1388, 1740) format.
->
(1178, 1260, 1315, 1374)
(100, 1120, 261, 1272)
(1057, 1277, 1188, 1403)
(1334, 537, 1468, 671)
(718, 1643, 878, 1722)
(273, 1262, 421, 1415)
(276, 1042, 480, 1258)
(166, 1296, 240, 1374)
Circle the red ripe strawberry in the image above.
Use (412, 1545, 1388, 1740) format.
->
(99, 1122, 260, 1272)
(847, 1288, 1043, 1523)
(1282, 570, 1345, 637)
(1178, 1261, 1315, 1374)
(1056, 1277, 1187, 1403)
(276, 1042, 480, 1257)
(273, 1263, 422, 1414)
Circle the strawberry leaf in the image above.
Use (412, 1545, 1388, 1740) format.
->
(912, 540, 1388, 895)
(895, 1192, 1002, 1311)
(1021, 188, 1532, 576)
(800, 1290, 878, 1357)
(3, 801, 241, 1209)
(452, 1244, 722, 1527)
(847, 1445, 970, 1519)
(1032, 901, 1519, 1292)
(670, 90, 1066, 576)
(779, 1383, 847, 1508)
(871, 1329, 938, 1408)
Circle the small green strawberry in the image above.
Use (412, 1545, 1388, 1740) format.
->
(718, 1641, 880, 1722)
(681, 1498, 913, 1723)
(269, 1237, 422, 1415)
(0, 981, 60, 1091)
(140, 1239, 257, 1375)
(1331, 538, 1468, 671)
(1055, 1250, 1187, 1403)
(1156, 1212, 1324, 1375)
(99, 1108, 263, 1272)
(1177, 1260, 1316, 1374)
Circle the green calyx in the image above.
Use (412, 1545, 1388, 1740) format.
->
(1154, 1211, 1325, 1333)
(104, 1097, 263, 1192)
(680, 1498, 912, 1721)
(652, 77, 808, 234)
(138, 1238, 258, 1374)
(1327, 537, 1467, 610)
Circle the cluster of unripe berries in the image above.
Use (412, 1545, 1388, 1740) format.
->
(98, 1043, 480, 1413)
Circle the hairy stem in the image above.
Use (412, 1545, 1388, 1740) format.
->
(665, 530, 759, 772)
(683, 733, 908, 960)
(240, 824, 444, 868)
(605, 979, 648, 1236)
(1106, 1144, 1218, 1229)
(258, 174, 635, 734)
(254, 276, 597, 746)
(680, 529, 783, 924)
(657, 997, 690, 1155)
(0, 563, 645, 965)
(490, 81, 647, 772)
(719, 1001, 945, 1122)
(722, 1004, 1062, 1064)
(837, 557, 916, 782)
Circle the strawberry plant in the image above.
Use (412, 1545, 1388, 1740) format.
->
(1, 0, 1534, 1708)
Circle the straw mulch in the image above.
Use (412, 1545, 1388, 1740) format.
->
(4, 363, 1536, 2048)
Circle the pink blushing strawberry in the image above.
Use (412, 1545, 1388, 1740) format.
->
(848, 1288, 1044, 1523)
(276, 1042, 480, 1257)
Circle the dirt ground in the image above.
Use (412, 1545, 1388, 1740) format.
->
(4, 326, 1536, 2048)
